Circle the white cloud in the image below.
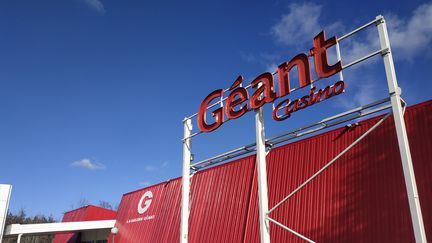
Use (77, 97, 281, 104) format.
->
(263, 2, 432, 108)
(271, 2, 322, 46)
(161, 161, 169, 168)
(83, 0, 106, 14)
(342, 2, 432, 65)
(386, 2, 432, 61)
(270, 1, 432, 64)
(269, 2, 378, 108)
(335, 77, 383, 110)
(71, 158, 106, 170)
(270, 2, 343, 46)
(144, 165, 155, 172)
(251, 2, 432, 108)
(334, 3, 432, 108)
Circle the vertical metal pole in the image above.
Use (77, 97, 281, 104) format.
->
(335, 41, 344, 81)
(180, 118, 192, 243)
(17, 234, 22, 243)
(255, 107, 270, 243)
(376, 15, 427, 243)
(0, 184, 12, 243)
(111, 227, 118, 243)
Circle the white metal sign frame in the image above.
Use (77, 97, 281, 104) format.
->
(0, 184, 12, 243)
(180, 15, 427, 243)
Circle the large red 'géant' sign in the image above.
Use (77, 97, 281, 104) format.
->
(197, 31, 345, 132)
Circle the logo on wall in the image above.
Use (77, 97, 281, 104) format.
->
(137, 191, 153, 214)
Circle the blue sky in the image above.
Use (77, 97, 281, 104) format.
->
(1, 0, 431, 219)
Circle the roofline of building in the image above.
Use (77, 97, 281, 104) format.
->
(4, 219, 116, 236)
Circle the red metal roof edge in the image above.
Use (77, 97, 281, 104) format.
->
(122, 99, 432, 197)
(122, 153, 256, 196)
(85, 205, 117, 214)
(405, 99, 432, 109)
(62, 204, 117, 215)
(122, 179, 180, 196)
(62, 205, 89, 214)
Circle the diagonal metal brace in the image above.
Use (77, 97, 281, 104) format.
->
(268, 112, 392, 214)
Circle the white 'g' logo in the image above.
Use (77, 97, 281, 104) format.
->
(137, 191, 153, 214)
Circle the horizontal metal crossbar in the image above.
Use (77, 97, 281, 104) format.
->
(185, 117, 234, 140)
(190, 98, 391, 170)
(337, 16, 381, 41)
(190, 143, 256, 170)
(268, 97, 390, 144)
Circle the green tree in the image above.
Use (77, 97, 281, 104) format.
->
(2, 209, 56, 243)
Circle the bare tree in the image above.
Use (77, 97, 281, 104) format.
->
(98, 200, 113, 210)
(77, 197, 89, 207)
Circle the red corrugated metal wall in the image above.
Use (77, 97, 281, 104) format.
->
(244, 100, 432, 243)
(188, 155, 255, 242)
(109, 178, 182, 242)
(53, 205, 116, 243)
(111, 155, 255, 243)
(110, 100, 432, 243)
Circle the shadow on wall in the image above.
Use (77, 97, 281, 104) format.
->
(299, 102, 432, 243)
(305, 118, 415, 243)
(262, 107, 432, 243)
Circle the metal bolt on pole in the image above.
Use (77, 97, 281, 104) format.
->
(376, 15, 427, 243)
